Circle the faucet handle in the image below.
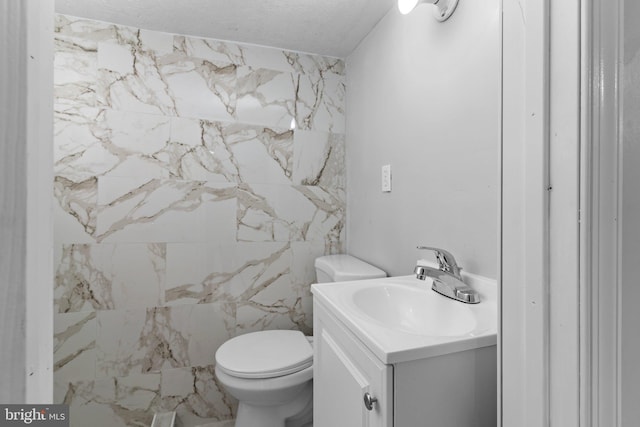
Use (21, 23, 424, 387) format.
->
(416, 246, 463, 279)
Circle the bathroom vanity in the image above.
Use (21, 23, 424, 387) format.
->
(312, 274, 497, 427)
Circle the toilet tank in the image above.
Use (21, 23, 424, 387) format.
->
(314, 255, 386, 283)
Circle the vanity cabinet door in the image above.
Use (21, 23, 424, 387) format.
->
(314, 301, 393, 427)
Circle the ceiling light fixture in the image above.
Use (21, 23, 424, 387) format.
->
(397, 0, 459, 22)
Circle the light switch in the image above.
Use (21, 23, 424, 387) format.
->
(381, 164, 391, 192)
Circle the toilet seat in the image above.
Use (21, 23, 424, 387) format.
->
(215, 330, 313, 379)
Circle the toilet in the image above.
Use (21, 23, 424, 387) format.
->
(215, 254, 386, 427)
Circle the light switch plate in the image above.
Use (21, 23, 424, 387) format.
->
(381, 164, 391, 192)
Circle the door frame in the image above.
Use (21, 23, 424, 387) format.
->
(500, 0, 622, 425)
(580, 0, 622, 424)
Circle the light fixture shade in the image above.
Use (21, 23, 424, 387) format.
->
(398, 0, 421, 15)
(398, 0, 459, 21)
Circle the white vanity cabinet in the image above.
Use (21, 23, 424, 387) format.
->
(313, 280, 497, 427)
(314, 301, 393, 427)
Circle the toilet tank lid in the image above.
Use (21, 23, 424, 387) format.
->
(315, 254, 386, 282)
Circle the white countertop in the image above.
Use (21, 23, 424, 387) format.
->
(312, 273, 497, 364)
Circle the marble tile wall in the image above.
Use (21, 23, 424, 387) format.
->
(53, 14, 346, 426)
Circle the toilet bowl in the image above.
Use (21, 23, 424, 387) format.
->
(215, 255, 386, 427)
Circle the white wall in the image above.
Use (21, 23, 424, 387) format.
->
(345, 0, 500, 278)
(0, 0, 54, 403)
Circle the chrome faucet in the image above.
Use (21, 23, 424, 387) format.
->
(414, 246, 480, 304)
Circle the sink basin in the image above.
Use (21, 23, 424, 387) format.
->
(352, 284, 477, 336)
(311, 274, 496, 364)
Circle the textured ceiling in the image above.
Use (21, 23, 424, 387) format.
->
(55, 0, 396, 58)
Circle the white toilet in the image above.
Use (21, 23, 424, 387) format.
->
(215, 254, 386, 427)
